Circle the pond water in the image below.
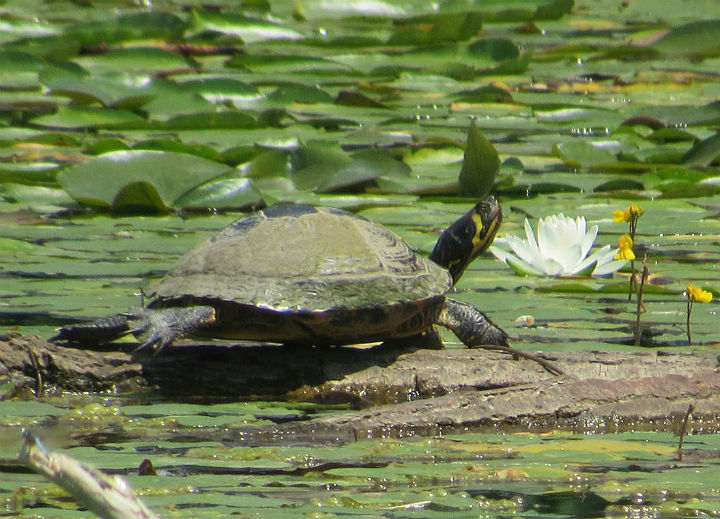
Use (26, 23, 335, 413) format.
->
(1, 0, 720, 517)
(2, 393, 720, 518)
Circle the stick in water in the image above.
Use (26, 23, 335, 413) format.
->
(18, 429, 159, 519)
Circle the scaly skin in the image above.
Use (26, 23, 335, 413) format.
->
(52, 306, 216, 354)
(437, 298, 563, 376)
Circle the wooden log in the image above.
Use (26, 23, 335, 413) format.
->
(2, 333, 718, 434)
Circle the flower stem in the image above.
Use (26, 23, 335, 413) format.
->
(627, 215, 639, 302)
(633, 263, 649, 346)
(677, 403, 695, 461)
(686, 298, 693, 345)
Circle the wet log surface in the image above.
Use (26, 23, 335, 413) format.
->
(2, 333, 719, 435)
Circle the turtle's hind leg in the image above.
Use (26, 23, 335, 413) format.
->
(51, 313, 134, 346)
(131, 306, 215, 353)
(52, 306, 216, 354)
(438, 298, 563, 376)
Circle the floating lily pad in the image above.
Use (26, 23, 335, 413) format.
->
(56, 150, 232, 210)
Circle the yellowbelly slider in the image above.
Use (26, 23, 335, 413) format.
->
(53, 197, 560, 374)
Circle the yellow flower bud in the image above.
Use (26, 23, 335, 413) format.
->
(629, 203, 644, 218)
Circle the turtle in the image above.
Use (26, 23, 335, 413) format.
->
(52, 196, 561, 374)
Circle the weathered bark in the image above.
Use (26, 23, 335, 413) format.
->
(284, 369, 720, 440)
(0, 333, 146, 397)
(2, 333, 719, 434)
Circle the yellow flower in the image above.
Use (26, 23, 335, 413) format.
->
(612, 209, 628, 222)
(612, 204, 644, 223)
(614, 234, 635, 260)
(686, 284, 713, 303)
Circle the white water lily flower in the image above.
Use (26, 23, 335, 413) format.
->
(490, 214, 627, 277)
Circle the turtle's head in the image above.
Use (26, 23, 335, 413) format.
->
(429, 196, 502, 285)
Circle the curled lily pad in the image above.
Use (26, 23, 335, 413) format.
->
(459, 120, 499, 198)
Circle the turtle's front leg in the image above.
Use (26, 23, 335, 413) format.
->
(437, 298, 563, 376)
(438, 298, 508, 346)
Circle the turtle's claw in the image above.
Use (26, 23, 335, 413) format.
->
(130, 306, 216, 354)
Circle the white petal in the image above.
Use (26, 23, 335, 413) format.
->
(560, 243, 585, 273)
(490, 245, 544, 276)
(541, 215, 587, 270)
(593, 259, 628, 276)
(507, 233, 541, 266)
(590, 246, 628, 276)
(591, 245, 618, 266)
(575, 215, 586, 237)
(507, 255, 545, 276)
(489, 245, 513, 263)
(574, 260, 597, 277)
(537, 216, 563, 260)
(523, 219, 540, 256)
(540, 257, 565, 276)
(580, 224, 598, 258)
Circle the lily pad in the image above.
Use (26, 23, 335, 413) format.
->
(56, 150, 232, 210)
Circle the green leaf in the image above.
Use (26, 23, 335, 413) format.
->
(64, 12, 186, 45)
(44, 73, 156, 109)
(111, 181, 167, 213)
(239, 149, 293, 178)
(267, 84, 333, 104)
(456, 84, 514, 103)
(553, 141, 617, 169)
(682, 132, 720, 167)
(57, 150, 231, 209)
(191, 9, 303, 43)
(165, 111, 260, 130)
(534, 0, 574, 20)
(317, 150, 410, 193)
(388, 12, 482, 45)
(174, 177, 264, 209)
(652, 20, 720, 58)
(178, 78, 261, 104)
(335, 91, 391, 109)
(132, 139, 222, 161)
(30, 105, 147, 130)
(73, 47, 191, 74)
(466, 38, 518, 61)
(0, 162, 61, 185)
(86, 138, 130, 155)
(459, 120, 499, 197)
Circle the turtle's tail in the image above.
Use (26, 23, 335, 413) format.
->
(51, 313, 134, 346)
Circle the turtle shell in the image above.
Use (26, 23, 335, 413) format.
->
(148, 204, 452, 315)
